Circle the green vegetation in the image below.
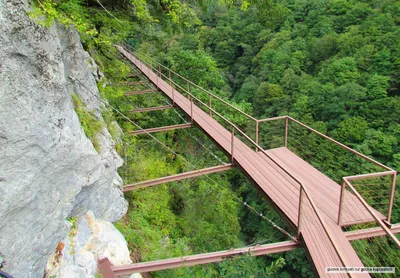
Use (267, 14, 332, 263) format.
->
(34, 0, 400, 276)
(66, 216, 78, 255)
(72, 94, 104, 151)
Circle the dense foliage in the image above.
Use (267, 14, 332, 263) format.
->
(33, 0, 400, 277)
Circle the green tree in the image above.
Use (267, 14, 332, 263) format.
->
(333, 116, 369, 144)
(319, 57, 360, 86)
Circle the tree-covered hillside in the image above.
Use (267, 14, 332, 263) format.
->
(33, 0, 400, 277)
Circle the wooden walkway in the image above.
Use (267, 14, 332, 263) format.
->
(118, 46, 379, 277)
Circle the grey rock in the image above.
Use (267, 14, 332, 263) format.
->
(45, 212, 137, 278)
(0, 1, 128, 277)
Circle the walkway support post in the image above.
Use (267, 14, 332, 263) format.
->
(387, 172, 397, 223)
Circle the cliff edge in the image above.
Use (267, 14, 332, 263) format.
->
(0, 1, 128, 276)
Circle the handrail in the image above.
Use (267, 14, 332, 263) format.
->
(119, 45, 349, 260)
(344, 171, 396, 181)
(120, 42, 257, 122)
(342, 179, 400, 248)
(116, 44, 400, 271)
(120, 42, 394, 174)
(120, 41, 395, 175)
(118, 41, 397, 250)
(298, 184, 349, 270)
(287, 116, 394, 172)
(284, 116, 396, 223)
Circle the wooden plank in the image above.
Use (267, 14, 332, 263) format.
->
(129, 123, 192, 135)
(264, 148, 386, 225)
(123, 164, 233, 192)
(128, 105, 173, 113)
(125, 89, 158, 95)
(111, 241, 299, 275)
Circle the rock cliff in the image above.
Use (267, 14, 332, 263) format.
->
(0, 0, 128, 277)
(45, 211, 135, 278)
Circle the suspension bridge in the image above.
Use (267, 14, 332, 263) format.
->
(96, 45, 400, 278)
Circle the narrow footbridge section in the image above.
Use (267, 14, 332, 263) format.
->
(100, 45, 400, 277)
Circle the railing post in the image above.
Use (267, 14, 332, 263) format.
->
(337, 179, 347, 225)
(387, 172, 397, 223)
(284, 116, 289, 148)
(209, 95, 212, 117)
(256, 120, 259, 152)
(169, 70, 172, 86)
(297, 185, 303, 239)
(190, 96, 193, 124)
(231, 127, 235, 163)
(156, 71, 159, 89)
(187, 81, 190, 97)
(172, 85, 175, 105)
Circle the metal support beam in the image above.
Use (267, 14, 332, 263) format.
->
(345, 224, 400, 241)
(111, 241, 299, 275)
(123, 164, 233, 192)
(125, 89, 158, 96)
(98, 258, 116, 278)
(128, 123, 192, 135)
(98, 224, 400, 276)
(123, 81, 146, 86)
(129, 105, 173, 113)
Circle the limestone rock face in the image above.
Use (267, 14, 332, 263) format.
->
(0, 1, 128, 277)
(45, 211, 137, 278)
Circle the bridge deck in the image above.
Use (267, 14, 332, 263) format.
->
(118, 47, 378, 277)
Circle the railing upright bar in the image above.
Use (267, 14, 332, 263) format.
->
(231, 127, 235, 163)
(387, 172, 397, 223)
(297, 185, 304, 238)
(190, 96, 193, 123)
(209, 95, 212, 117)
(256, 120, 259, 152)
(337, 180, 347, 225)
(284, 116, 289, 147)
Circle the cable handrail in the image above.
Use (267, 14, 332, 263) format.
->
(120, 42, 257, 122)
(286, 116, 394, 172)
(123, 41, 393, 174)
(118, 45, 351, 265)
(342, 179, 400, 248)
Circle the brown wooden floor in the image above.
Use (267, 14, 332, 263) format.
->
(118, 46, 377, 277)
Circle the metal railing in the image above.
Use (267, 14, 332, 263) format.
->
(341, 179, 400, 248)
(254, 115, 397, 225)
(117, 44, 351, 268)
